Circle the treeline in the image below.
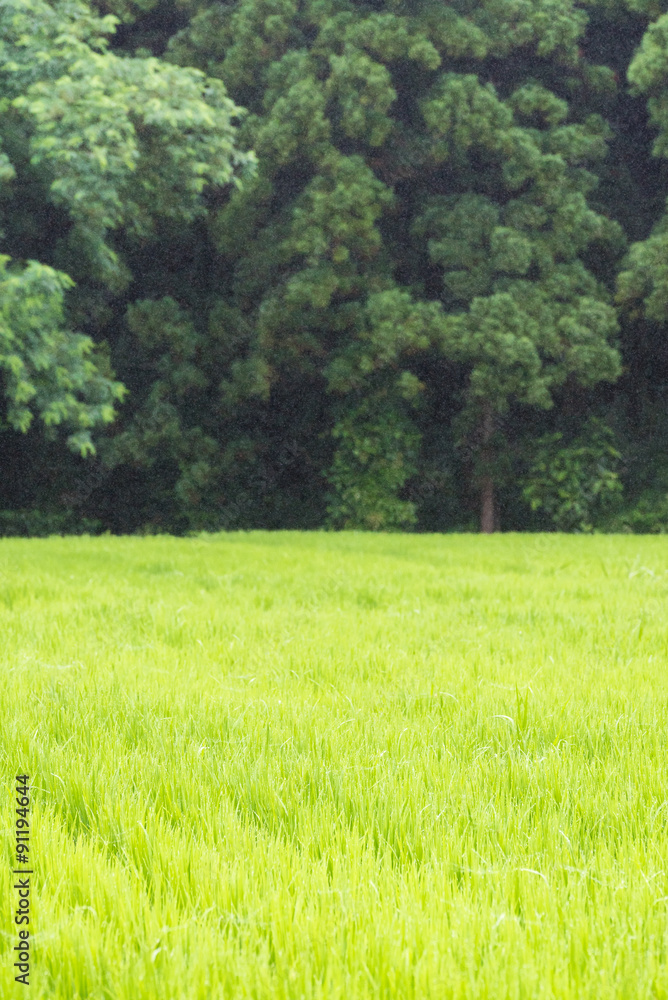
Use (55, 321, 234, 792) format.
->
(3, 0, 668, 534)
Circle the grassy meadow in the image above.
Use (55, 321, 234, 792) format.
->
(2, 531, 668, 998)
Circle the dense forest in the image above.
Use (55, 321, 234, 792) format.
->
(3, 0, 668, 534)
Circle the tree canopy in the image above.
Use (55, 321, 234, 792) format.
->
(0, 0, 251, 454)
(1, 0, 668, 534)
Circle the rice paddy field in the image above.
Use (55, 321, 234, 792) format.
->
(2, 531, 668, 998)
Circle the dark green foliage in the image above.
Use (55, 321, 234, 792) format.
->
(3, 0, 668, 532)
(326, 390, 421, 529)
(0, 257, 123, 454)
(0, 0, 252, 517)
(157, 0, 626, 530)
(0, 509, 103, 537)
(522, 418, 622, 531)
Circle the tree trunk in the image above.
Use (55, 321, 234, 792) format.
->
(480, 474, 495, 534)
(480, 404, 496, 534)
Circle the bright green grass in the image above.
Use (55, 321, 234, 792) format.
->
(1, 532, 668, 998)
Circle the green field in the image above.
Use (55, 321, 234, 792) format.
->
(2, 532, 668, 998)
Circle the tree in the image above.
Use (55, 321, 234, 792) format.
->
(617, 10, 668, 323)
(416, 76, 622, 529)
(0, 0, 252, 460)
(0, 256, 123, 455)
(162, 0, 622, 532)
(2, 0, 657, 534)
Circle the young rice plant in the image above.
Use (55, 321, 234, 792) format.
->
(1, 532, 667, 998)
